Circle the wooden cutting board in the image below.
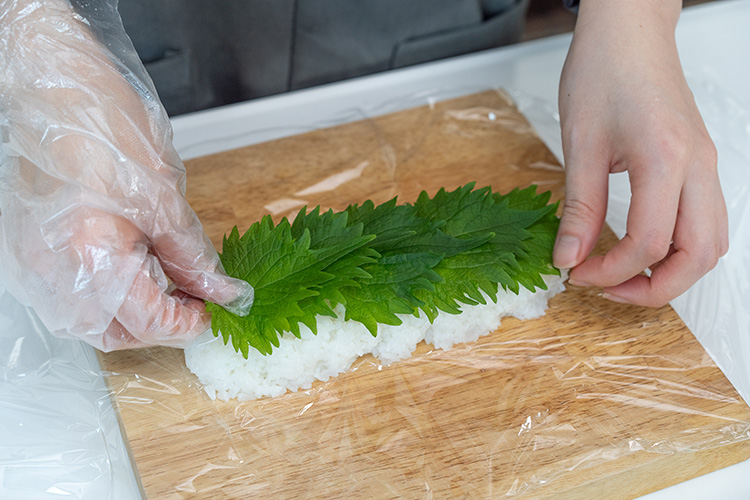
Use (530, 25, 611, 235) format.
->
(99, 91, 750, 499)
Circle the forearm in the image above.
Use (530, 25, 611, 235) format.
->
(1, 0, 181, 209)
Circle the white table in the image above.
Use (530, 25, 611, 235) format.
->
(2, 1, 748, 498)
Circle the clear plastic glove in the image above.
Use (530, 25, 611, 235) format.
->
(0, 0, 253, 351)
(554, 0, 728, 307)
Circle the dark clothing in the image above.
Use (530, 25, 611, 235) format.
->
(115, 0, 529, 116)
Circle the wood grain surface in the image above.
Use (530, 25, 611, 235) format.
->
(99, 91, 750, 499)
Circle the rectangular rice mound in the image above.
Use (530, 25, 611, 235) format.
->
(185, 273, 566, 401)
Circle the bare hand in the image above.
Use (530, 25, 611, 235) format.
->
(554, 0, 728, 307)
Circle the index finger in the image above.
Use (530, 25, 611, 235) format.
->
(598, 165, 727, 306)
(569, 164, 682, 289)
(601, 246, 702, 307)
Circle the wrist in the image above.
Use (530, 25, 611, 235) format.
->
(576, 0, 681, 43)
(565, 0, 685, 86)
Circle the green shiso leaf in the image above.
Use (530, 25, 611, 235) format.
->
(206, 209, 374, 356)
(413, 184, 560, 321)
(207, 184, 560, 358)
(338, 198, 491, 334)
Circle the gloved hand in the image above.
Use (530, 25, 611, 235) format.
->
(554, 0, 728, 307)
(0, 0, 253, 351)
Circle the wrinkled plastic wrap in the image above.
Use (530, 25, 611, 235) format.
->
(2, 7, 750, 499)
(0, 292, 141, 499)
(95, 88, 748, 500)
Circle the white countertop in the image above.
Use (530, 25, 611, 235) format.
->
(2, 1, 749, 498)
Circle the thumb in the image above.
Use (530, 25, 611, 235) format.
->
(554, 154, 610, 270)
(116, 254, 211, 347)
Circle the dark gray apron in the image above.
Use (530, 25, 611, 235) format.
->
(96, 0, 529, 115)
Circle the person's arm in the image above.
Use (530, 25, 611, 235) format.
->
(553, 0, 728, 306)
(0, 0, 253, 350)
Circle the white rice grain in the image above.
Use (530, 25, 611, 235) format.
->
(185, 273, 566, 401)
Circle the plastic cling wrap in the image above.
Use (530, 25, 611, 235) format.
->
(0, 291, 141, 499)
(93, 90, 750, 500)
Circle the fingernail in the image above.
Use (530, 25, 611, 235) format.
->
(568, 278, 592, 287)
(222, 280, 255, 316)
(602, 293, 631, 304)
(553, 235, 581, 269)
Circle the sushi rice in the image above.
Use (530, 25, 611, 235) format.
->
(185, 273, 566, 401)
